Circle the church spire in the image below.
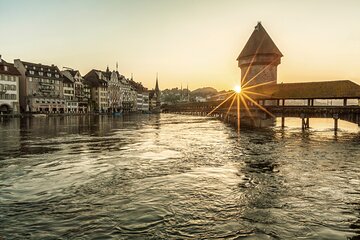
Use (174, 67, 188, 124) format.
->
(155, 72, 160, 92)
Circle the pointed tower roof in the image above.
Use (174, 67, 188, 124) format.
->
(155, 73, 160, 92)
(237, 22, 283, 60)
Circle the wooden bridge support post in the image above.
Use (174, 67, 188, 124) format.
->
(281, 116, 285, 128)
(300, 113, 310, 130)
(334, 114, 339, 132)
(300, 113, 306, 130)
(301, 117, 305, 130)
(306, 118, 310, 128)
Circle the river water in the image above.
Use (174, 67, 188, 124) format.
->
(0, 114, 360, 239)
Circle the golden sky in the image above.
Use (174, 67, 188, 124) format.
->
(1, 0, 360, 91)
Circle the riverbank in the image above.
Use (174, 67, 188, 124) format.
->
(0, 111, 156, 118)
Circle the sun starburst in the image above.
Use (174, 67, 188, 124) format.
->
(207, 56, 278, 133)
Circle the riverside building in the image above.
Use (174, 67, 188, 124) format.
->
(0, 55, 21, 114)
(62, 69, 90, 113)
(14, 59, 65, 113)
(84, 69, 109, 113)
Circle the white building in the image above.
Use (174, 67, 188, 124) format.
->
(0, 55, 21, 114)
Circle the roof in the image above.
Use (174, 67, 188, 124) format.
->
(237, 22, 283, 60)
(83, 69, 108, 87)
(61, 70, 75, 83)
(247, 80, 360, 99)
(0, 59, 21, 76)
(18, 60, 62, 80)
(68, 70, 80, 77)
(129, 79, 148, 92)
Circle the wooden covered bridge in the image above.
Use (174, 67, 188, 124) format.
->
(163, 80, 360, 131)
(163, 22, 360, 131)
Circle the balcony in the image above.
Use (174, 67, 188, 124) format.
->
(39, 81, 52, 85)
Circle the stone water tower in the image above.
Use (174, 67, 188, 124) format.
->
(237, 22, 283, 88)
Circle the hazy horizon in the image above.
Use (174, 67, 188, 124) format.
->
(1, 0, 360, 90)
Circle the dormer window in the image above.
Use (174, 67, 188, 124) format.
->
(4, 66, 8, 71)
(40, 67, 43, 71)
(25, 65, 28, 69)
(33, 66, 35, 70)
(47, 69, 50, 72)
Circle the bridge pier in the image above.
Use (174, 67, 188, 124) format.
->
(281, 116, 285, 128)
(300, 114, 310, 130)
(306, 118, 310, 128)
(334, 114, 339, 132)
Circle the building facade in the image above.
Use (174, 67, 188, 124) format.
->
(14, 59, 65, 113)
(129, 79, 149, 112)
(62, 69, 90, 113)
(84, 69, 109, 112)
(0, 55, 21, 114)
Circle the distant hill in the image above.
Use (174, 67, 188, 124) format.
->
(191, 87, 218, 97)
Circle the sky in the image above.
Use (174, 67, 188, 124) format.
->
(1, 0, 360, 91)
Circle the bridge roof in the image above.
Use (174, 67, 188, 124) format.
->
(248, 80, 360, 99)
(237, 22, 283, 60)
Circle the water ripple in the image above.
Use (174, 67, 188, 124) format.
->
(0, 114, 359, 239)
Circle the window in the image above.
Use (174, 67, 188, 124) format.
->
(11, 94, 16, 100)
(39, 72, 43, 76)
(47, 73, 51, 77)
(28, 77, 33, 82)
(29, 70, 34, 74)
(55, 74, 59, 78)
(4, 66, 8, 71)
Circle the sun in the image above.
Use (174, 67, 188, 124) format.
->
(234, 85, 242, 93)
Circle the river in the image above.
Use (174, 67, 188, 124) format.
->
(0, 114, 360, 239)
